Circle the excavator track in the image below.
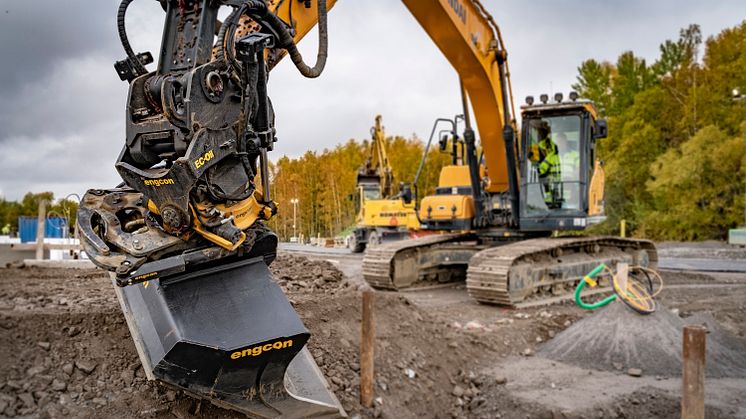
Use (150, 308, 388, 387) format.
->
(362, 233, 480, 290)
(466, 236, 658, 306)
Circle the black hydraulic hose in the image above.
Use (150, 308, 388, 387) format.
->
(117, 0, 147, 76)
(243, 0, 328, 78)
(287, 0, 328, 78)
(216, 7, 238, 63)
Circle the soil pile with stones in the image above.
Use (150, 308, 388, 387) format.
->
(271, 253, 348, 294)
(538, 300, 746, 378)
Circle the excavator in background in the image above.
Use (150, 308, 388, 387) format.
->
(362, 1, 657, 307)
(349, 115, 420, 253)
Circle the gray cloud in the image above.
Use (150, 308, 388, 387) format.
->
(0, 0, 744, 200)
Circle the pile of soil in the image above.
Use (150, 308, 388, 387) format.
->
(538, 300, 746, 378)
(270, 253, 348, 294)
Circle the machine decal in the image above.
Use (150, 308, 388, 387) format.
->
(143, 179, 175, 186)
(231, 339, 294, 360)
(133, 272, 158, 282)
(193, 149, 215, 169)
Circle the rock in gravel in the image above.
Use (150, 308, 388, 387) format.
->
(36, 374, 54, 388)
(452, 385, 465, 397)
(37, 342, 50, 351)
(522, 348, 534, 357)
(18, 392, 35, 408)
(165, 390, 176, 402)
(627, 368, 643, 377)
(51, 379, 67, 392)
(92, 397, 107, 406)
(120, 369, 134, 386)
(75, 361, 97, 375)
(494, 376, 508, 385)
(26, 365, 46, 377)
(62, 363, 74, 376)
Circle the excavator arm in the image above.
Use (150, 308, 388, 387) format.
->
(357, 115, 394, 198)
(402, 0, 517, 194)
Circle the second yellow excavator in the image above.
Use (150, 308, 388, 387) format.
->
(349, 115, 420, 252)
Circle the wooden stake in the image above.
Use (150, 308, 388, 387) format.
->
(360, 290, 374, 407)
(35, 199, 47, 260)
(682, 325, 706, 419)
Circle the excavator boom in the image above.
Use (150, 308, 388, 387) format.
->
(402, 0, 515, 193)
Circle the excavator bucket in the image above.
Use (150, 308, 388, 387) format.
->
(113, 257, 345, 418)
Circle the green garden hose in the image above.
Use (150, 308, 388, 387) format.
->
(574, 264, 616, 309)
(574, 263, 662, 314)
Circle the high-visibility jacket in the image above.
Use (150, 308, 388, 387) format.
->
(537, 138, 561, 178)
(561, 150, 580, 179)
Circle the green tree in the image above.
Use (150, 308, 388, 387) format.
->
(572, 59, 612, 115)
(609, 51, 656, 115)
(644, 125, 745, 239)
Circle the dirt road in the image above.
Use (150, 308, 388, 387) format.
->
(1, 251, 745, 418)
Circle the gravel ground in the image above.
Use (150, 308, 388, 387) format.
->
(1, 255, 745, 418)
(538, 301, 746, 378)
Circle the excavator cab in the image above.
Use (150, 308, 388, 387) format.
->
(518, 93, 607, 232)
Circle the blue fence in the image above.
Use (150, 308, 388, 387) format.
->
(18, 217, 69, 243)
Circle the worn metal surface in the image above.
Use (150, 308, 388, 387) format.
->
(113, 259, 344, 418)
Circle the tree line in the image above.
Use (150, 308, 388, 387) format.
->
(267, 136, 451, 240)
(575, 22, 745, 240)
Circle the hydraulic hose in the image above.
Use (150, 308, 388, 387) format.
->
(574, 264, 616, 310)
(285, 0, 327, 78)
(575, 263, 662, 314)
(117, 0, 147, 76)
(243, 0, 328, 78)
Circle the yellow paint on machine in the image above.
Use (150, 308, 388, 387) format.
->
(230, 339, 294, 360)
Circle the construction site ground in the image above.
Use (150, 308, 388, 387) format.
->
(1, 243, 745, 418)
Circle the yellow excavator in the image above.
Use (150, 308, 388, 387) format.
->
(350, 115, 420, 252)
(75, 0, 654, 417)
(362, 1, 656, 306)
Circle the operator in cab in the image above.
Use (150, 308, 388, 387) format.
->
(534, 126, 562, 206)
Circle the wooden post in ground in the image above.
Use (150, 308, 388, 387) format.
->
(35, 199, 48, 260)
(360, 290, 374, 407)
(682, 325, 706, 419)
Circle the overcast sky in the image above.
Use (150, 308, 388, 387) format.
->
(0, 1, 743, 201)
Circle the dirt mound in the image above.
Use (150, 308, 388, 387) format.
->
(271, 253, 349, 294)
(538, 301, 746, 378)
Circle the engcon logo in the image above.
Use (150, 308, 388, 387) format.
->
(143, 178, 175, 186)
(230, 339, 293, 360)
(194, 149, 215, 169)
